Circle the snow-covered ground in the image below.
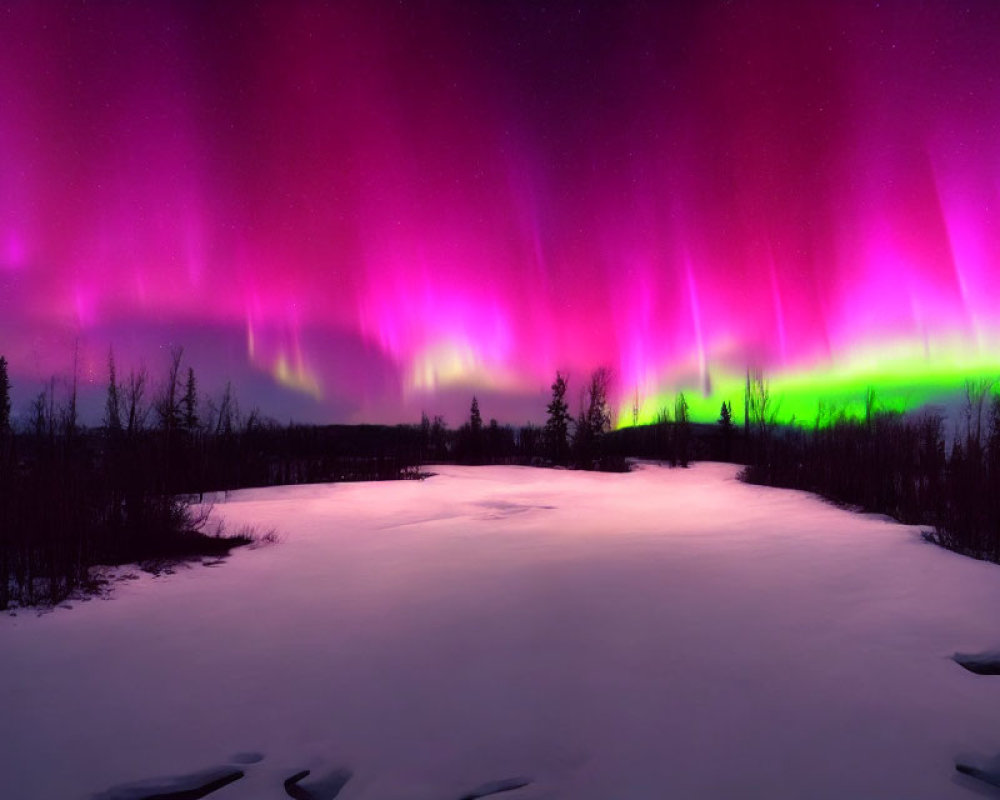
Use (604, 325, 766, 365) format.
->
(2, 463, 1000, 799)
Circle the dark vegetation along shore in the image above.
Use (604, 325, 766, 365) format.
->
(1, 349, 999, 610)
(739, 375, 1000, 565)
(437, 368, 1000, 568)
(0, 349, 427, 610)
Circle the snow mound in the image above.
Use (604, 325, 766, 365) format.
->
(953, 651, 1000, 675)
(284, 767, 353, 799)
(458, 776, 533, 799)
(90, 766, 243, 800)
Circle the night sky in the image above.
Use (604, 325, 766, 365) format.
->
(3, 0, 1000, 425)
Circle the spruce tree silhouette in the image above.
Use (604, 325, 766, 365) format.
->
(183, 367, 199, 432)
(718, 400, 734, 461)
(544, 372, 571, 465)
(468, 396, 484, 464)
(674, 392, 690, 467)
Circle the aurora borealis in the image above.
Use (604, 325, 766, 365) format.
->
(2, 1, 1000, 425)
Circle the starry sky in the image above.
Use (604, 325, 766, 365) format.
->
(2, 0, 1000, 425)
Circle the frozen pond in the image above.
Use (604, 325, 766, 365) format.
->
(2, 463, 1000, 798)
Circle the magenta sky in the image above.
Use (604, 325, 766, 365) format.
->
(2, 1, 1000, 424)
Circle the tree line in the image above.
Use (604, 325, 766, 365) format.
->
(436, 367, 740, 469)
(430, 368, 626, 469)
(7, 345, 997, 608)
(0, 349, 425, 609)
(740, 373, 1000, 564)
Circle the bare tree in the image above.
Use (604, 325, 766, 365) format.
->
(125, 367, 149, 436)
(964, 378, 994, 453)
(47, 377, 56, 439)
(62, 343, 79, 440)
(746, 367, 780, 440)
(30, 387, 48, 440)
(156, 346, 184, 433)
(243, 405, 260, 433)
(570, 367, 613, 469)
(104, 348, 123, 434)
(211, 381, 236, 436)
(585, 367, 613, 437)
